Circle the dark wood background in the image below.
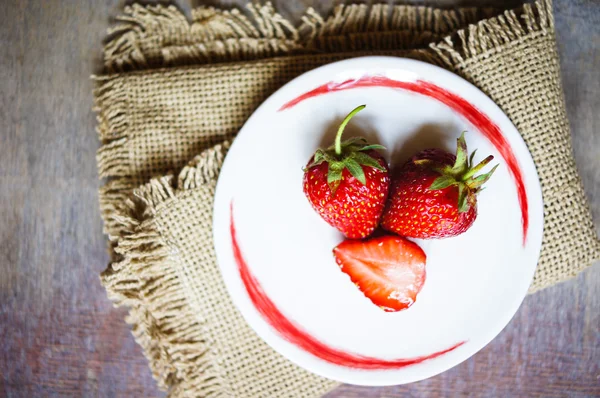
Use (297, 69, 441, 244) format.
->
(1, 0, 598, 397)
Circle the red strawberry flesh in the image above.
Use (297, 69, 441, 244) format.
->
(333, 236, 427, 312)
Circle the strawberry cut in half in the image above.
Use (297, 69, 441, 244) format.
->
(333, 236, 427, 312)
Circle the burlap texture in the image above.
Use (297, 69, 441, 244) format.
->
(95, 1, 600, 396)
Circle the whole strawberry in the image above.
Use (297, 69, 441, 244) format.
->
(303, 105, 389, 239)
(381, 132, 497, 239)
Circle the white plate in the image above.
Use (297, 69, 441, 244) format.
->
(213, 57, 544, 385)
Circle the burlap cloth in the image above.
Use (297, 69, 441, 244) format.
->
(94, 0, 600, 396)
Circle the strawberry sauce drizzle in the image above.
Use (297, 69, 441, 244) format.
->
(279, 76, 529, 245)
(230, 202, 465, 369)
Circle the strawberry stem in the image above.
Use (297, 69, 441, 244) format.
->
(335, 105, 366, 156)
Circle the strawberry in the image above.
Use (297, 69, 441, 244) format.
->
(381, 132, 497, 239)
(303, 105, 390, 239)
(333, 236, 427, 312)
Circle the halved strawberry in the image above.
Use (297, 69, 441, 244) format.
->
(333, 236, 427, 312)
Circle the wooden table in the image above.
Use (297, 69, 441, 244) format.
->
(1, 0, 598, 396)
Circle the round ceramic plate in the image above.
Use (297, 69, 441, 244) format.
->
(212, 57, 544, 385)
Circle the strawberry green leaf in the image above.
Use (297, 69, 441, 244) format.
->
(451, 132, 468, 175)
(305, 159, 324, 171)
(327, 163, 343, 194)
(429, 175, 456, 190)
(341, 137, 368, 147)
(307, 150, 326, 169)
(352, 152, 386, 171)
(462, 155, 494, 181)
(468, 149, 477, 168)
(457, 184, 469, 213)
(345, 158, 366, 184)
(358, 144, 386, 151)
(313, 150, 324, 163)
(328, 161, 344, 173)
(467, 164, 499, 189)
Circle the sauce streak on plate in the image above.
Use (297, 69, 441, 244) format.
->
(230, 202, 465, 369)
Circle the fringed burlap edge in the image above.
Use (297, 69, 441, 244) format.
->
(430, 0, 553, 67)
(102, 2, 497, 73)
(101, 142, 230, 396)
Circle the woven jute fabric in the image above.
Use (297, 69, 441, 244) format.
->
(95, 1, 600, 396)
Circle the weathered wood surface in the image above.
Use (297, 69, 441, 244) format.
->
(0, 0, 598, 396)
